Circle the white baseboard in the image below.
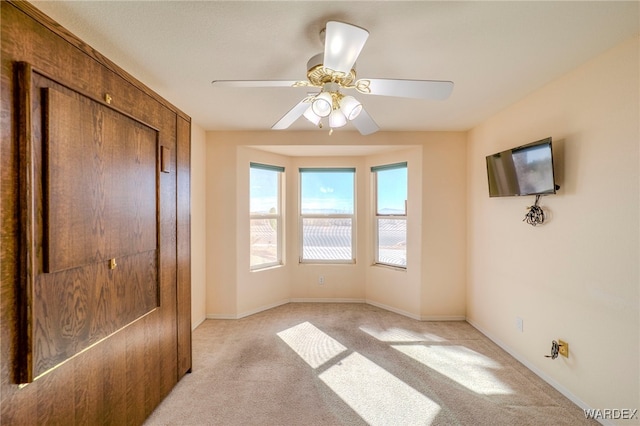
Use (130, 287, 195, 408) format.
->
(466, 318, 607, 425)
(206, 299, 291, 320)
(290, 298, 366, 304)
(365, 299, 422, 320)
(206, 299, 461, 324)
(206, 313, 237, 320)
(192, 316, 206, 330)
(421, 315, 466, 321)
(237, 299, 290, 319)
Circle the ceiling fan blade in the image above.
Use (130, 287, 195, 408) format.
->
(211, 80, 299, 88)
(352, 107, 379, 135)
(271, 99, 310, 130)
(360, 78, 454, 100)
(323, 21, 369, 74)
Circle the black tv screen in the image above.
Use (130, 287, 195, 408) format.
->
(486, 137, 557, 197)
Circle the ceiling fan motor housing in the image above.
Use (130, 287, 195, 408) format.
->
(306, 53, 357, 87)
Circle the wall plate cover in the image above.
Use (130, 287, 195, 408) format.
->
(558, 340, 569, 358)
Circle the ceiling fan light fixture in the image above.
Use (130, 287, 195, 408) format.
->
(213, 20, 453, 136)
(303, 106, 321, 126)
(329, 108, 347, 128)
(312, 92, 332, 117)
(339, 95, 362, 120)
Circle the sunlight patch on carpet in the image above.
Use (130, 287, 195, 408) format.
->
(359, 325, 445, 342)
(392, 344, 514, 395)
(319, 352, 441, 424)
(277, 322, 347, 369)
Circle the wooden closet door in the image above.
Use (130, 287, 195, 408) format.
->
(17, 70, 162, 382)
(1, 1, 191, 423)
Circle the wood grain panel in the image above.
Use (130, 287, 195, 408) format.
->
(125, 320, 147, 425)
(177, 116, 192, 378)
(73, 345, 104, 425)
(2, 1, 190, 424)
(15, 61, 37, 385)
(36, 364, 74, 424)
(157, 106, 179, 400)
(101, 328, 127, 425)
(31, 250, 158, 378)
(44, 86, 157, 273)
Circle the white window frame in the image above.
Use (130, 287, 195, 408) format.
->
(372, 162, 407, 269)
(250, 162, 284, 271)
(299, 168, 356, 264)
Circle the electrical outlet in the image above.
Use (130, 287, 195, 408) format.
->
(558, 340, 569, 358)
(516, 317, 524, 332)
(318, 275, 325, 285)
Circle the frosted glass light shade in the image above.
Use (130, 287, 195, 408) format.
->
(312, 92, 332, 117)
(329, 109, 347, 128)
(339, 96, 362, 120)
(303, 106, 321, 126)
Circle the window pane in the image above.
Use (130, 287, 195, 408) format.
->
(250, 167, 279, 214)
(377, 167, 407, 214)
(301, 171, 354, 214)
(250, 218, 278, 267)
(377, 218, 406, 267)
(302, 218, 352, 261)
(250, 164, 281, 270)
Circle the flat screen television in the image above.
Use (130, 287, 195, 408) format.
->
(486, 137, 558, 197)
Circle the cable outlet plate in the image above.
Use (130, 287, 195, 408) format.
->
(558, 340, 569, 358)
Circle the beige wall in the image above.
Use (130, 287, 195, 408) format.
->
(207, 134, 238, 316)
(466, 36, 639, 412)
(190, 123, 207, 328)
(420, 134, 467, 319)
(204, 131, 467, 319)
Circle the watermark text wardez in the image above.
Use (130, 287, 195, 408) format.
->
(584, 408, 638, 420)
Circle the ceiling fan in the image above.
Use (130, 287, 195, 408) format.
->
(211, 21, 454, 135)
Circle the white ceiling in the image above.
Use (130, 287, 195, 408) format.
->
(31, 1, 639, 134)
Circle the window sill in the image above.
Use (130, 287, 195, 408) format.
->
(250, 263, 284, 272)
(372, 263, 407, 272)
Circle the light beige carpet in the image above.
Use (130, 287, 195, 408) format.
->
(144, 303, 595, 425)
